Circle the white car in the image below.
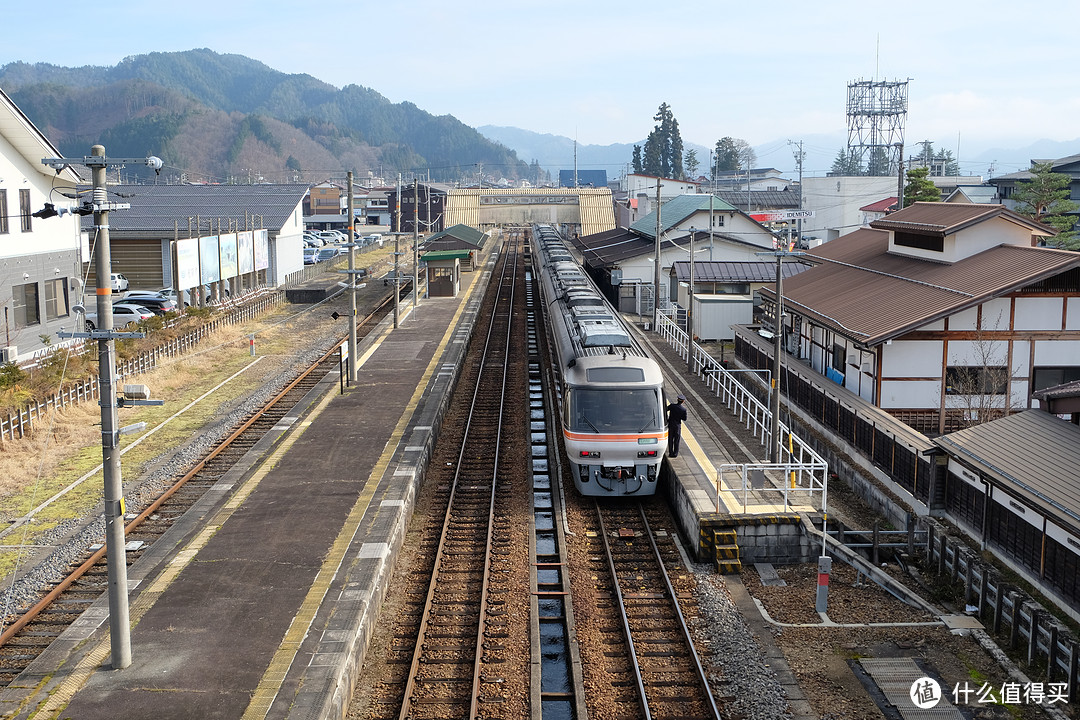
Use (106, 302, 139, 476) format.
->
(110, 273, 129, 292)
(84, 302, 154, 331)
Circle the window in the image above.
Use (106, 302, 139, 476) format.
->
(0, 190, 8, 234)
(831, 344, 845, 372)
(713, 215, 724, 227)
(894, 231, 943, 252)
(1032, 366, 1080, 392)
(44, 278, 69, 320)
(945, 366, 1008, 395)
(12, 282, 39, 327)
(19, 189, 31, 232)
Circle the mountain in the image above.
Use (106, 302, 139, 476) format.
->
(0, 49, 533, 185)
(478, 125, 711, 179)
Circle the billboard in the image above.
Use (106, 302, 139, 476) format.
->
(237, 231, 254, 274)
(219, 233, 238, 279)
(200, 235, 221, 284)
(177, 238, 200, 290)
(254, 229, 269, 271)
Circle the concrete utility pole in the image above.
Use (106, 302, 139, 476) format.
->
(413, 180, 420, 312)
(653, 180, 661, 328)
(44, 146, 163, 668)
(790, 140, 805, 242)
(346, 171, 357, 383)
(91, 145, 131, 670)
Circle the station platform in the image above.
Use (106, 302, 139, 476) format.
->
(0, 260, 496, 720)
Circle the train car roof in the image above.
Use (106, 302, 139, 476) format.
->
(564, 354, 665, 387)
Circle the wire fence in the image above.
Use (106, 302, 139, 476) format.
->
(0, 290, 282, 443)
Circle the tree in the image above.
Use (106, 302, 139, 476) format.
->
(866, 147, 892, 177)
(684, 148, 699, 179)
(944, 311, 1013, 430)
(641, 102, 684, 179)
(903, 166, 941, 207)
(713, 137, 741, 175)
(632, 144, 643, 174)
(830, 148, 862, 176)
(1011, 162, 1079, 250)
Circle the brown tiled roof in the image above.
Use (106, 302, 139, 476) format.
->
(933, 410, 1080, 525)
(671, 260, 811, 283)
(869, 202, 1054, 237)
(762, 229, 1080, 345)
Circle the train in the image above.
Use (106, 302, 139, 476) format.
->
(531, 223, 667, 497)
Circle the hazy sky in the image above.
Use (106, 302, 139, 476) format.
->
(3, 0, 1078, 175)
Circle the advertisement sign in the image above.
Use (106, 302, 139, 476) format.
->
(254, 229, 269, 271)
(237, 231, 254, 274)
(176, 238, 200, 290)
(219, 233, 238, 279)
(200, 235, 221, 284)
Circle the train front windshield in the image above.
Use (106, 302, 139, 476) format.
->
(567, 387, 661, 434)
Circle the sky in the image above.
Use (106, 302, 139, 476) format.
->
(3, 0, 1078, 176)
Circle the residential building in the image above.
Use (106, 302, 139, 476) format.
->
(859, 197, 898, 226)
(711, 167, 791, 192)
(756, 202, 1079, 434)
(0, 87, 83, 363)
(987, 153, 1080, 234)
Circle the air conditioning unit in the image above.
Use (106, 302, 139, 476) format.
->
(0, 346, 18, 363)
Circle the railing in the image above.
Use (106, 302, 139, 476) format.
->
(1, 290, 282, 443)
(926, 524, 1080, 703)
(654, 308, 828, 514)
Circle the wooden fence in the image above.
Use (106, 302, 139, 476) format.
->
(1, 291, 282, 443)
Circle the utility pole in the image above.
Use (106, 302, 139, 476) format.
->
(653, 180, 661, 328)
(346, 171, 357, 383)
(896, 142, 905, 209)
(789, 140, 805, 243)
(413, 179, 420, 312)
(756, 242, 804, 463)
(44, 146, 164, 669)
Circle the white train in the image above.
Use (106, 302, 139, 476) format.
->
(532, 224, 666, 497)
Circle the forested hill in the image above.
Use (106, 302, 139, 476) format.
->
(0, 49, 532, 184)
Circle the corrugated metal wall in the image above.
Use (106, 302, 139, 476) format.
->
(85, 239, 166, 291)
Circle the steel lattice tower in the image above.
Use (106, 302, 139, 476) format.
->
(846, 79, 909, 176)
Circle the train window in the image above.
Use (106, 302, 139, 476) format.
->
(568, 388, 660, 433)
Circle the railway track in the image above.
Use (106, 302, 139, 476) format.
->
(576, 499, 723, 720)
(0, 294, 396, 687)
(365, 238, 531, 720)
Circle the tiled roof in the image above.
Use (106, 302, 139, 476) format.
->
(859, 197, 898, 213)
(765, 228, 1080, 345)
(77, 183, 310, 237)
(629, 194, 738, 238)
(933, 410, 1080, 525)
(869, 201, 1053, 237)
(671, 260, 812, 284)
(571, 227, 766, 269)
(714, 190, 801, 209)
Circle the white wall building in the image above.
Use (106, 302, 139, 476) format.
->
(0, 87, 84, 363)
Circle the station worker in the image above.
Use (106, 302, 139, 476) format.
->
(665, 394, 687, 458)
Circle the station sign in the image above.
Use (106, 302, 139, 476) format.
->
(749, 209, 816, 223)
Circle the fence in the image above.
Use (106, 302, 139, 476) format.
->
(927, 524, 1080, 703)
(1, 290, 282, 443)
(654, 309, 828, 514)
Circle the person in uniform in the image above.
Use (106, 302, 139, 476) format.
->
(665, 394, 687, 457)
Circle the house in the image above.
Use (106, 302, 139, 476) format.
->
(987, 153, 1080, 234)
(756, 202, 1080, 434)
(944, 185, 999, 204)
(711, 167, 790, 192)
(0, 86, 84, 363)
(386, 182, 450, 234)
(614, 174, 701, 228)
(667, 260, 812, 340)
(713, 188, 801, 215)
(77, 183, 309, 296)
(569, 194, 777, 314)
(859, 197, 898, 226)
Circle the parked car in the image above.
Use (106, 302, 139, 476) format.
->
(317, 230, 345, 244)
(110, 273, 129, 292)
(304, 247, 320, 265)
(84, 302, 154, 331)
(316, 247, 339, 263)
(120, 296, 176, 315)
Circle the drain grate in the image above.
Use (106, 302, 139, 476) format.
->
(860, 657, 964, 719)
